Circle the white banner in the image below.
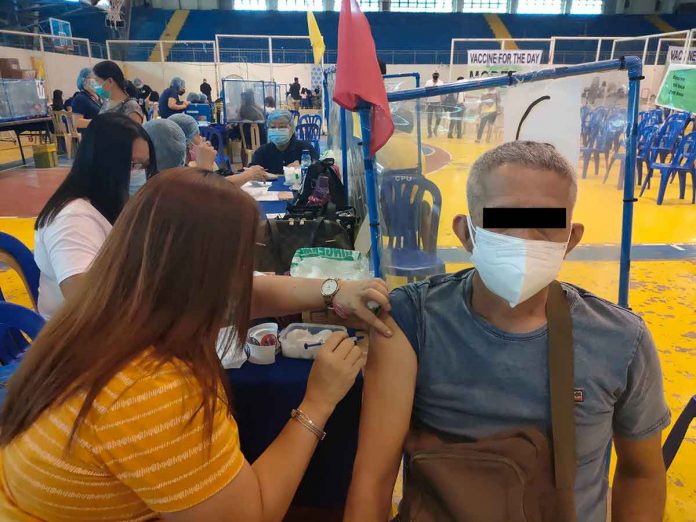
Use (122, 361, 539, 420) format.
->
(667, 46, 696, 64)
(467, 50, 544, 66)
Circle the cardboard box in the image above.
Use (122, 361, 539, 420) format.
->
(0, 58, 22, 79)
(32, 143, 58, 168)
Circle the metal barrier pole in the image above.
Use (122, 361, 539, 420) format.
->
(549, 37, 556, 64)
(340, 107, 349, 198)
(449, 39, 455, 82)
(642, 39, 648, 65)
(618, 57, 642, 308)
(359, 106, 382, 277)
(596, 39, 602, 62)
(268, 37, 274, 81)
(415, 72, 422, 176)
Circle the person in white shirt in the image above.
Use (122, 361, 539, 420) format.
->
(34, 113, 157, 319)
(448, 76, 466, 139)
(424, 72, 444, 138)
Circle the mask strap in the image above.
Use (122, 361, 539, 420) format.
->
(466, 217, 477, 248)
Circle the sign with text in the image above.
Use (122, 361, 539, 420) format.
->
(657, 64, 696, 113)
(467, 50, 544, 66)
(667, 46, 696, 64)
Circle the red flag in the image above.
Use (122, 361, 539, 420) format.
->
(333, 0, 394, 157)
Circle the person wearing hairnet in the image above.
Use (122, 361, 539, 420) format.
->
(159, 77, 190, 119)
(143, 115, 266, 185)
(250, 109, 318, 175)
(70, 67, 101, 133)
(132, 78, 152, 116)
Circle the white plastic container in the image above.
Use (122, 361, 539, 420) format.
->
(279, 323, 347, 360)
(246, 323, 279, 365)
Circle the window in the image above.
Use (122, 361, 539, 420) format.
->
(570, 0, 603, 13)
(461, 0, 507, 12)
(333, 0, 381, 11)
(389, 0, 453, 11)
(234, 0, 267, 10)
(516, 0, 563, 13)
(278, 0, 324, 10)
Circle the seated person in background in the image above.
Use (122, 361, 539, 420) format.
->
(147, 116, 270, 185)
(345, 141, 669, 522)
(264, 95, 276, 114)
(239, 90, 265, 122)
(70, 67, 101, 132)
(33, 113, 156, 320)
(133, 77, 152, 115)
(0, 167, 393, 522)
(159, 76, 189, 119)
(250, 109, 318, 175)
(92, 60, 144, 124)
(168, 113, 207, 166)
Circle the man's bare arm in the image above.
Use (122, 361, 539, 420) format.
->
(611, 433, 666, 522)
(344, 315, 417, 522)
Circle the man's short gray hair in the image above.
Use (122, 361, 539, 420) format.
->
(466, 141, 578, 224)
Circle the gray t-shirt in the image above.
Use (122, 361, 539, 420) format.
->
(390, 269, 670, 522)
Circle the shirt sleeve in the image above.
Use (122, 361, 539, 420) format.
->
(94, 373, 245, 513)
(70, 94, 88, 116)
(389, 286, 421, 357)
(42, 208, 109, 285)
(249, 146, 263, 167)
(613, 321, 671, 439)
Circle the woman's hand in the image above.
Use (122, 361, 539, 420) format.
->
(196, 141, 217, 171)
(303, 332, 365, 416)
(243, 165, 271, 182)
(332, 279, 392, 337)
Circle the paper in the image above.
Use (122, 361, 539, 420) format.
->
(241, 183, 269, 198)
(254, 192, 283, 201)
(265, 213, 284, 218)
(502, 78, 582, 168)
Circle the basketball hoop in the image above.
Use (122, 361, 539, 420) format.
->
(105, 0, 125, 28)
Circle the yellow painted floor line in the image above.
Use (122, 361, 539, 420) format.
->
(148, 9, 190, 62)
(645, 14, 676, 34)
(484, 14, 518, 50)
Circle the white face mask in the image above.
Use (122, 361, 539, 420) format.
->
(128, 169, 147, 197)
(467, 218, 569, 308)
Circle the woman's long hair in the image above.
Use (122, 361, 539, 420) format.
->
(1, 168, 259, 445)
(93, 60, 127, 93)
(35, 113, 157, 228)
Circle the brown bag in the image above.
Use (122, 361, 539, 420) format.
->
(399, 281, 577, 522)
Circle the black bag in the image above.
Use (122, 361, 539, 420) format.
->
(295, 158, 348, 208)
(284, 203, 359, 244)
(255, 217, 353, 275)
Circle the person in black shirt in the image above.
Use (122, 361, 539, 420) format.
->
(289, 78, 301, 111)
(250, 109, 318, 174)
(200, 79, 212, 102)
(51, 90, 65, 112)
(133, 78, 153, 115)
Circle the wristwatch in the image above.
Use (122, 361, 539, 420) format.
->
(320, 278, 340, 307)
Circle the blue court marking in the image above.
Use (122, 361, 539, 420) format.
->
(437, 243, 696, 264)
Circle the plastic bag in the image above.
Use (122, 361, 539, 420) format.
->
(280, 323, 347, 360)
(290, 247, 369, 280)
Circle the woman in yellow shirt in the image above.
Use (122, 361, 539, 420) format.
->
(0, 167, 390, 522)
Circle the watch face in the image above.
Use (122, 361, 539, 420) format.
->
(322, 279, 339, 297)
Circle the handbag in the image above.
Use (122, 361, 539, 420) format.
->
(399, 280, 577, 522)
(284, 203, 358, 245)
(255, 217, 353, 275)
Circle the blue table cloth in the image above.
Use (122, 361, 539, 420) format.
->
(227, 355, 362, 509)
(258, 177, 292, 215)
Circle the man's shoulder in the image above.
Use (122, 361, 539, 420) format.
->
(391, 269, 471, 308)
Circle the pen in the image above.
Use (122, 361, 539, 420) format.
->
(304, 335, 365, 350)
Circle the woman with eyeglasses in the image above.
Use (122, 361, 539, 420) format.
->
(92, 60, 144, 124)
(32, 112, 156, 320)
(0, 167, 391, 522)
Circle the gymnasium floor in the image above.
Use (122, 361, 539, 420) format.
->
(0, 126, 695, 520)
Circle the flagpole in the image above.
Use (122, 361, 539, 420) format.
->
(359, 106, 382, 278)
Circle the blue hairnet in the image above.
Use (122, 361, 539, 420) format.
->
(267, 109, 294, 131)
(143, 119, 186, 171)
(168, 113, 200, 144)
(171, 77, 186, 90)
(186, 92, 200, 103)
(76, 67, 92, 91)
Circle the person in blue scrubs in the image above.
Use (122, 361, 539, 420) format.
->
(159, 77, 190, 119)
(70, 68, 101, 133)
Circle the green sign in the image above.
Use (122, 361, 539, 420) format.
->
(657, 64, 696, 113)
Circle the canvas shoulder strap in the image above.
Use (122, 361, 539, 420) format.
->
(546, 280, 576, 493)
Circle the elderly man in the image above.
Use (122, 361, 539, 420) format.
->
(249, 109, 318, 175)
(345, 141, 669, 522)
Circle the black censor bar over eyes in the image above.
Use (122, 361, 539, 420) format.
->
(483, 208, 567, 229)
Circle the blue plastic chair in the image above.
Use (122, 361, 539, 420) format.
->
(295, 123, 321, 154)
(0, 301, 45, 405)
(199, 124, 231, 171)
(298, 113, 322, 131)
(653, 113, 690, 163)
(379, 174, 445, 281)
(0, 232, 39, 309)
(581, 124, 613, 179)
(663, 395, 696, 471)
(636, 125, 661, 187)
(640, 132, 696, 205)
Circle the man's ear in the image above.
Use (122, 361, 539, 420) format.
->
(453, 215, 473, 252)
(565, 223, 584, 257)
